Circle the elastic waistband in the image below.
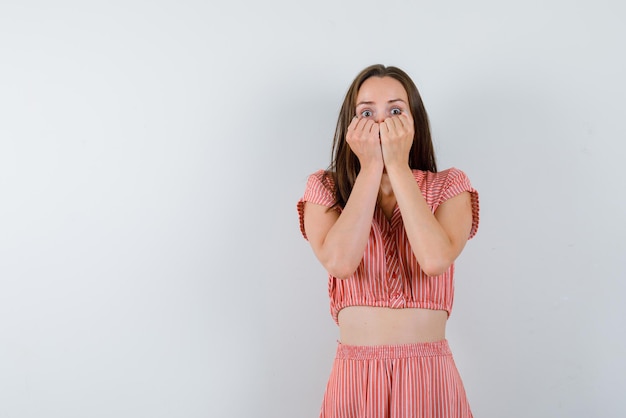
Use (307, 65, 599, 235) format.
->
(335, 339, 451, 360)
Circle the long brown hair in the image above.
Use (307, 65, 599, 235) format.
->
(326, 64, 436, 209)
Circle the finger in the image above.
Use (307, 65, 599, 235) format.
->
(390, 115, 404, 130)
(347, 116, 359, 132)
(371, 122, 380, 137)
(353, 116, 369, 134)
(379, 119, 390, 139)
(399, 112, 413, 128)
(388, 115, 410, 136)
(385, 116, 402, 132)
(349, 118, 365, 138)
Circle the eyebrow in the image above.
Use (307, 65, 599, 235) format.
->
(356, 99, 407, 107)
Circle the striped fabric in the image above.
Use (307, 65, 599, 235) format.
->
(297, 168, 480, 324)
(320, 340, 473, 418)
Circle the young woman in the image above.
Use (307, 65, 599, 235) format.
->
(297, 64, 480, 418)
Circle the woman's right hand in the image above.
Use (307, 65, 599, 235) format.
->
(346, 117, 383, 169)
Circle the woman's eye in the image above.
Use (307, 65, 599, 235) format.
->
(390, 108, 402, 115)
(360, 110, 373, 118)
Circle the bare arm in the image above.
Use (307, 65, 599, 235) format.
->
(381, 115, 473, 276)
(304, 165, 383, 279)
(303, 117, 384, 279)
(386, 166, 472, 276)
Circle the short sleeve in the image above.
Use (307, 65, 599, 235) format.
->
(296, 170, 337, 240)
(438, 168, 480, 240)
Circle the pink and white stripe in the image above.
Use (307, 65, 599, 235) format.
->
(320, 340, 473, 418)
(297, 168, 480, 325)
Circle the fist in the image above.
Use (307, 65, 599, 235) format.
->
(346, 116, 383, 168)
(379, 114, 414, 168)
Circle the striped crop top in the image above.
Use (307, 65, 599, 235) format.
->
(297, 168, 479, 325)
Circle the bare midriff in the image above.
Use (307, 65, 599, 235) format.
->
(337, 306, 448, 345)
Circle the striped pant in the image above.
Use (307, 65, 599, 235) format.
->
(319, 340, 473, 418)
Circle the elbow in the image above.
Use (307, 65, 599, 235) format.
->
(333, 271, 356, 280)
(421, 267, 448, 277)
(325, 256, 359, 280)
(328, 265, 359, 280)
(419, 257, 454, 277)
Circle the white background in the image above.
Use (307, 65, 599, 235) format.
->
(1, 1, 625, 417)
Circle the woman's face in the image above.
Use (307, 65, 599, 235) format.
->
(354, 76, 412, 123)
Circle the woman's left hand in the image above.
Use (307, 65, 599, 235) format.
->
(379, 113, 414, 169)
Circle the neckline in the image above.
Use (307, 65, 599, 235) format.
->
(376, 202, 400, 225)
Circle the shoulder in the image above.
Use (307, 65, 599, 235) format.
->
(305, 169, 336, 194)
(297, 169, 337, 240)
(412, 167, 474, 193)
(299, 169, 337, 210)
(413, 167, 479, 239)
(308, 169, 334, 184)
(412, 167, 468, 183)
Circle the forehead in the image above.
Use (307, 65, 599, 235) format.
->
(356, 76, 408, 102)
